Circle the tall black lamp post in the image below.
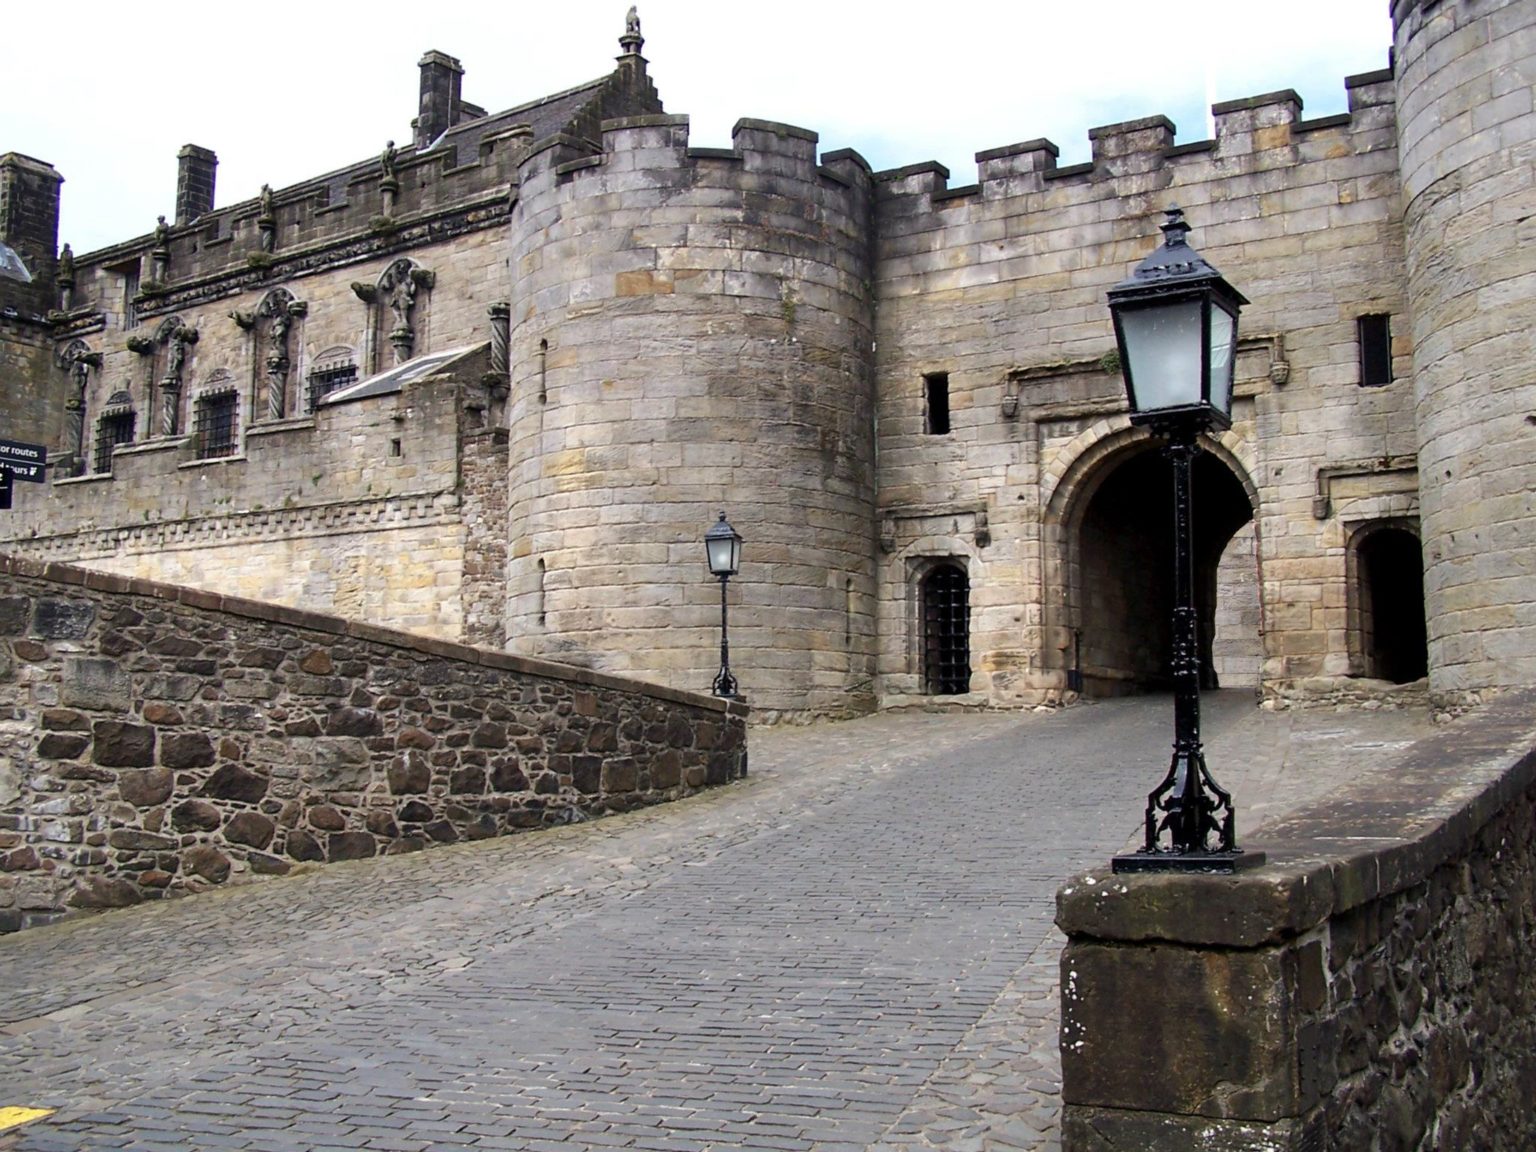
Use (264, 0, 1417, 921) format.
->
(1106, 207, 1263, 874)
(705, 511, 743, 698)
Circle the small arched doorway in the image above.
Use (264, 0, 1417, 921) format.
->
(1069, 442, 1255, 695)
(1352, 524, 1428, 683)
(921, 562, 970, 694)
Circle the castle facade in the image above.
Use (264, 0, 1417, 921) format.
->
(1, 1, 1532, 720)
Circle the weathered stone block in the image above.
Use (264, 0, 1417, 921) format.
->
(60, 657, 130, 711)
(184, 844, 231, 882)
(118, 768, 174, 807)
(32, 599, 94, 639)
(160, 732, 216, 769)
(108, 829, 179, 851)
(92, 720, 155, 767)
(326, 707, 382, 736)
(172, 798, 222, 831)
(37, 732, 90, 760)
(1061, 940, 1297, 1119)
(327, 831, 376, 861)
(225, 811, 276, 849)
(1061, 1107, 1312, 1151)
(69, 875, 142, 909)
(200, 763, 268, 803)
(388, 750, 431, 794)
(285, 829, 323, 862)
(307, 805, 346, 831)
(0, 597, 30, 635)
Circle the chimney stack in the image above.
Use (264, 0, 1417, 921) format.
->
(0, 152, 63, 308)
(175, 144, 217, 225)
(415, 51, 464, 150)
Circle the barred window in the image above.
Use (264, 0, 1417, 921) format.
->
(308, 362, 358, 410)
(194, 391, 239, 459)
(93, 410, 136, 474)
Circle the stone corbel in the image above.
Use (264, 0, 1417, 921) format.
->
(351, 283, 378, 304)
(230, 310, 256, 330)
(126, 334, 155, 355)
(409, 268, 436, 291)
(286, 300, 309, 318)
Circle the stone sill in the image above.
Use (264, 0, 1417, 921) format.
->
(54, 472, 115, 487)
(246, 417, 316, 439)
(177, 454, 247, 471)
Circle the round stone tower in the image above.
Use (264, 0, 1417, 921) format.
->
(505, 113, 878, 719)
(1393, 0, 1536, 699)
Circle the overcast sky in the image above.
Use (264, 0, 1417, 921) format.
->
(2, 1, 1394, 256)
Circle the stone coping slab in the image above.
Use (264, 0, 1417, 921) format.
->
(0, 553, 745, 720)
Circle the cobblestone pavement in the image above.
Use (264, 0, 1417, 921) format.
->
(0, 693, 1433, 1152)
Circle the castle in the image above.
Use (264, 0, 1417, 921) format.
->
(1, 1, 1531, 721)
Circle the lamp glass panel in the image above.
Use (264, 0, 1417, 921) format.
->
(1120, 299, 1204, 413)
(706, 534, 739, 575)
(1209, 303, 1236, 418)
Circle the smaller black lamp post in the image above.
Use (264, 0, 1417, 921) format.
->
(705, 511, 743, 698)
(1106, 207, 1263, 874)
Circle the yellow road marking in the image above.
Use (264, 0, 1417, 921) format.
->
(0, 1106, 54, 1131)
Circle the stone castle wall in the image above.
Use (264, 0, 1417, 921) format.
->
(0, 352, 490, 639)
(0, 554, 745, 930)
(1057, 689, 1536, 1151)
(1394, 0, 1536, 699)
(871, 71, 1416, 705)
(505, 114, 879, 719)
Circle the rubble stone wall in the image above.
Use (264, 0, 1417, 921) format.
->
(1056, 690, 1536, 1150)
(0, 554, 746, 931)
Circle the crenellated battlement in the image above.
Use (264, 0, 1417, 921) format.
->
(874, 66, 1397, 215)
(519, 111, 873, 207)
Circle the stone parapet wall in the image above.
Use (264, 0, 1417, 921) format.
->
(0, 555, 746, 931)
(1056, 689, 1536, 1150)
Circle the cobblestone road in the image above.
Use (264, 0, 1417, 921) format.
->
(0, 694, 1432, 1151)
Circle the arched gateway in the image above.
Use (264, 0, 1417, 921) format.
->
(1045, 429, 1260, 697)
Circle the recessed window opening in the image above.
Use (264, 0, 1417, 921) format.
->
(537, 558, 547, 627)
(194, 391, 239, 459)
(94, 409, 136, 474)
(389, 438, 402, 458)
(308, 362, 358, 410)
(921, 562, 969, 694)
(924, 372, 950, 435)
(538, 338, 549, 403)
(1358, 314, 1393, 387)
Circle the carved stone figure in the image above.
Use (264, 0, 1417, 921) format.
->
(381, 141, 398, 183)
(258, 184, 277, 252)
(620, 6, 644, 53)
(56, 243, 76, 311)
(159, 324, 198, 436)
(151, 216, 171, 282)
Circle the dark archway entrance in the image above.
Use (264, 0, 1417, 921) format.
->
(1354, 525, 1428, 683)
(921, 563, 970, 694)
(1074, 444, 1254, 695)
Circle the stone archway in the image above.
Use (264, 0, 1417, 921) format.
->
(1047, 431, 1257, 696)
